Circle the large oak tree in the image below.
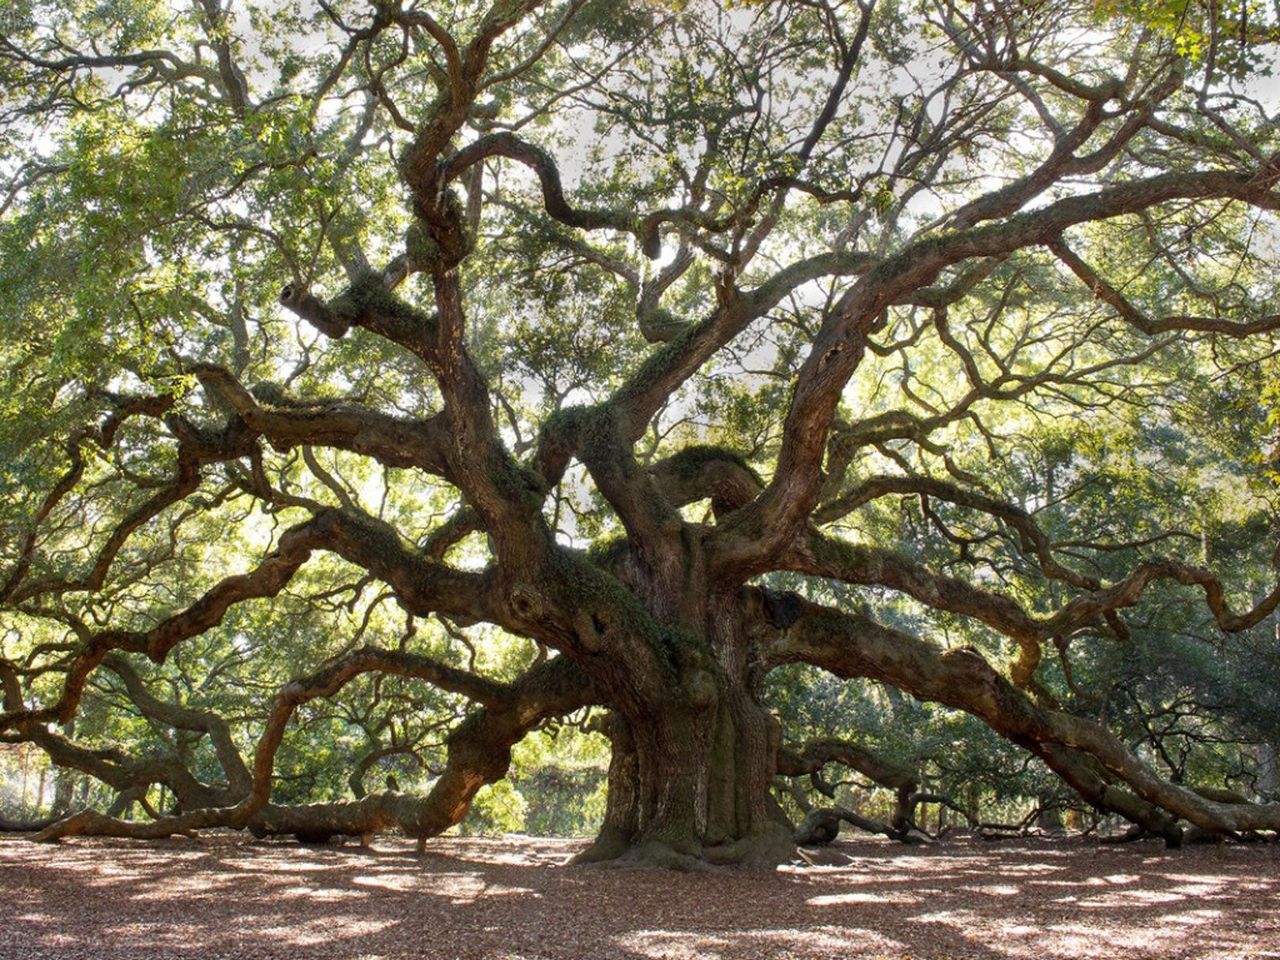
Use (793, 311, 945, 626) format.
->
(3, 0, 1280, 865)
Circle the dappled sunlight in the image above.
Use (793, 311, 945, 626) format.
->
(255, 917, 398, 945)
(959, 884, 1022, 896)
(4, 834, 1278, 959)
(615, 925, 909, 959)
(808, 891, 923, 906)
(613, 930, 733, 959)
(1075, 888, 1190, 906)
(1165, 909, 1225, 925)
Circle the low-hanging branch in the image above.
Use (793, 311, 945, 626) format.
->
(33, 646, 595, 843)
(761, 591, 1280, 839)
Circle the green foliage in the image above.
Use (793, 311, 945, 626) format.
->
(460, 780, 530, 835)
(1096, 0, 1275, 77)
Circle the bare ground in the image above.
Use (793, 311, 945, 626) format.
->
(1, 833, 1277, 960)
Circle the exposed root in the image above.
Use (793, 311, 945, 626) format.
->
(704, 824, 798, 869)
(608, 841, 715, 872)
(573, 824, 796, 872)
(569, 825, 632, 865)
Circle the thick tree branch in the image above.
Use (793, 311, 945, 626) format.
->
(714, 166, 1280, 578)
(762, 592, 1280, 835)
(1049, 236, 1280, 338)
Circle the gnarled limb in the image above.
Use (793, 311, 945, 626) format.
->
(247, 653, 594, 843)
(762, 591, 1280, 839)
(1049, 236, 1280, 339)
(103, 655, 251, 799)
(714, 168, 1280, 579)
(784, 528, 1280, 678)
(34, 650, 595, 843)
(192, 365, 457, 479)
(777, 737, 918, 836)
(1, 515, 329, 732)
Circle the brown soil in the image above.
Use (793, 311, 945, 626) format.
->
(1, 833, 1277, 959)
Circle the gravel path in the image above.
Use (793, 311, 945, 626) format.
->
(2, 833, 1277, 959)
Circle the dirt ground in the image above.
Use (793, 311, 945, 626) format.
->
(1, 833, 1277, 960)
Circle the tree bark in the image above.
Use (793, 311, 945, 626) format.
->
(571, 583, 793, 868)
(1260, 743, 1279, 798)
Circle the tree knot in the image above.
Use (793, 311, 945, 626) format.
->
(573, 608, 613, 653)
(684, 668, 718, 709)
(508, 583, 546, 622)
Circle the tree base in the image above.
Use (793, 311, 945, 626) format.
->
(572, 824, 796, 871)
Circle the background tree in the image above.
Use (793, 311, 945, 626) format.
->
(3, 0, 1280, 866)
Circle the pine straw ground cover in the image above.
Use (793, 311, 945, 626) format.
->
(1, 834, 1277, 960)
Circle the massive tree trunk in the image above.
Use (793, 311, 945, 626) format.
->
(573, 583, 792, 868)
(584, 703, 790, 868)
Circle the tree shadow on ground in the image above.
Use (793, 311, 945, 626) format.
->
(2, 834, 1277, 959)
